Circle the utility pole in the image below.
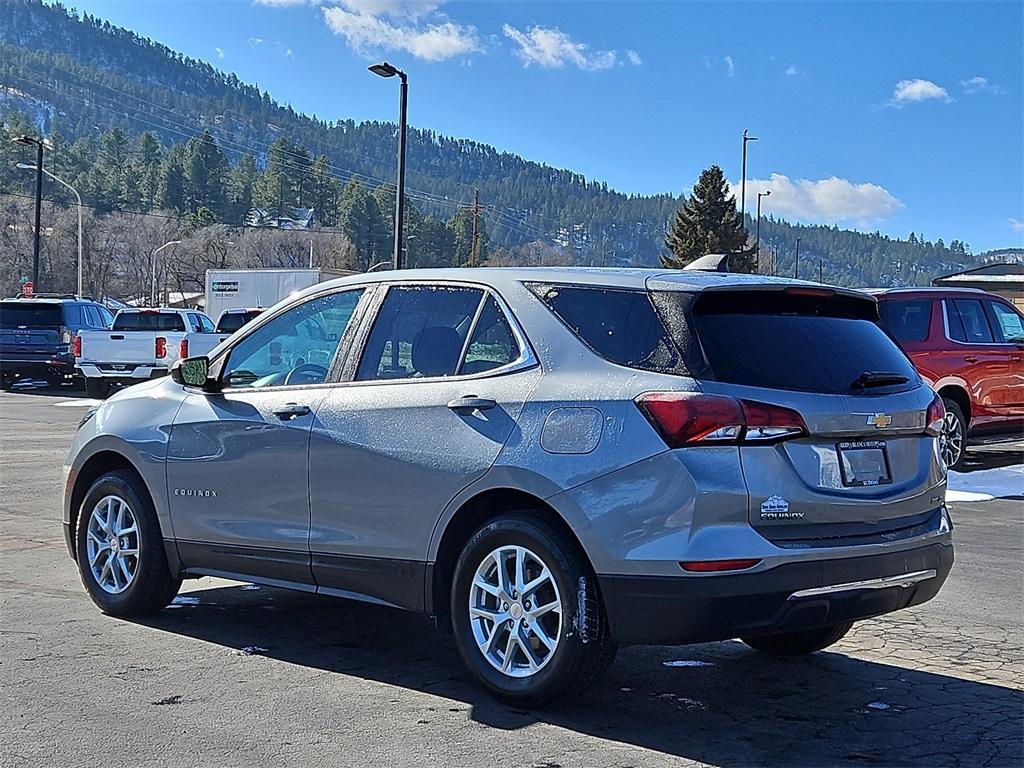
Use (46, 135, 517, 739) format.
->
(794, 238, 802, 279)
(819, 258, 823, 283)
(12, 136, 46, 289)
(470, 188, 480, 267)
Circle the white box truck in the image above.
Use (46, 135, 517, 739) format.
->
(204, 268, 354, 326)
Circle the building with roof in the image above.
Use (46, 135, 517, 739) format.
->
(932, 263, 1024, 309)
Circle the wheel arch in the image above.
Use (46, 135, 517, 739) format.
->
(937, 384, 971, 426)
(68, 451, 155, 562)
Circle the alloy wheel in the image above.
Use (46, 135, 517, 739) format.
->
(468, 545, 562, 678)
(940, 411, 964, 468)
(86, 494, 140, 594)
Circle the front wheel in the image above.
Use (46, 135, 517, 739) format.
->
(75, 470, 181, 617)
(450, 514, 615, 706)
(940, 398, 967, 470)
(741, 622, 853, 656)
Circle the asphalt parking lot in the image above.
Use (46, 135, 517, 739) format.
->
(1, 387, 1022, 768)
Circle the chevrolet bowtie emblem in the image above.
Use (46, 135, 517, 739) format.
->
(867, 413, 893, 428)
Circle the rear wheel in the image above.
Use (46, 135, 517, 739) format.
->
(0, 374, 14, 391)
(75, 470, 180, 617)
(742, 622, 853, 656)
(450, 513, 615, 706)
(940, 397, 967, 470)
(85, 378, 110, 399)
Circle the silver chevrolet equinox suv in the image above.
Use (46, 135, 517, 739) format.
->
(63, 268, 954, 705)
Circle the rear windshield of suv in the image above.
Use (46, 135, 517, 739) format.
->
(112, 312, 187, 332)
(691, 290, 919, 394)
(0, 302, 63, 329)
(216, 311, 260, 334)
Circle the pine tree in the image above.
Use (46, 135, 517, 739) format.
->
(307, 155, 339, 226)
(158, 144, 187, 212)
(183, 130, 228, 217)
(663, 164, 754, 272)
(226, 154, 257, 224)
(132, 132, 163, 210)
(338, 179, 387, 270)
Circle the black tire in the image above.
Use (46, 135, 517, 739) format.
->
(0, 374, 14, 391)
(450, 513, 615, 707)
(75, 469, 181, 617)
(742, 622, 853, 656)
(940, 397, 968, 470)
(85, 378, 110, 399)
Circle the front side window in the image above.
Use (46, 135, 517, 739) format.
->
(986, 301, 1024, 343)
(356, 285, 484, 380)
(949, 299, 994, 344)
(878, 298, 932, 343)
(221, 289, 364, 388)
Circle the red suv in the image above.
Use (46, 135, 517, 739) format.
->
(873, 288, 1024, 468)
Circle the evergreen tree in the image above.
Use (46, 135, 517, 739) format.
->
(132, 132, 163, 210)
(226, 154, 257, 224)
(663, 164, 754, 272)
(158, 143, 187, 212)
(183, 129, 228, 217)
(337, 179, 387, 270)
(308, 155, 339, 226)
(448, 207, 488, 266)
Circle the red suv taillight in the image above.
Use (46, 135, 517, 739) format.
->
(925, 392, 945, 436)
(179, 338, 189, 359)
(636, 392, 808, 448)
(155, 336, 167, 359)
(72, 335, 82, 357)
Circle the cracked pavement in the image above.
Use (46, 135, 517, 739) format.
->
(1, 389, 1021, 767)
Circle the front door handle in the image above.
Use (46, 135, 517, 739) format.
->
(274, 403, 311, 420)
(963, 356, 978, 363)
(447, 395, 497, 413)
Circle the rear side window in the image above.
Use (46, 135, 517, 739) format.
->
(112, 312, 187, 332)
(878, 299, 932, 342)
(0, 302, 63, 328)
(947, 299, 994, 343)
(461, 297, 520, 374)
(357, 286, 483, 380)
(528, 284, 684, 373)
(985, 301, 1024, 343)
(198, 314, 215, 333)
(690, 291, 918, 394)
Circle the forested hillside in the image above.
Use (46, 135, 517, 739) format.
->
(0, 0, 1008, 298)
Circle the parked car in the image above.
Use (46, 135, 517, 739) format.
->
(74, 307, 219, 398)
(1, 294, 113, 390)
(63, 269, 953, 705)
(873, 287, 1024, 469)
(214, 307, 263, 336)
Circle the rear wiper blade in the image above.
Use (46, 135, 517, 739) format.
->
(851, 371, 910, 389)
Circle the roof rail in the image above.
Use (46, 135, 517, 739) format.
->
(8, 293, 96, 300)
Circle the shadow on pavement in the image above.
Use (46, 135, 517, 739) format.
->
(958, 447, 1023, 473)
(138, 584, 1023, 767)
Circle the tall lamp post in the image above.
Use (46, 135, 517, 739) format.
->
(755, 189, 771, 271)
(740, 129, 758, 224)
(12, 136, 47, 290)
(369, 61, 408, 271)
(17, 163, 83, 296)
(151, 240, 181, 306)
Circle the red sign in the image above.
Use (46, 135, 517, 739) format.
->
(21, 281, 33, 297)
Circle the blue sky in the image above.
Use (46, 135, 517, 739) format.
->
(68, 0, 1023, 252)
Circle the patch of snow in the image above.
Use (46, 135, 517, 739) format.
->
(240, 584, 261, 591)
(662, 660, 715, 667)
(54, 399, 102, 407)
(231, 646, 268, 656)
(947, 465, 1023, 502)
(171, 595, 201, 605)
(867, 701, 891, 711)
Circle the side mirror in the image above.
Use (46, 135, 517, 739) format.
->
(171, 356, 212, 388)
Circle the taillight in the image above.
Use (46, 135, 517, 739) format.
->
(155, 337, 167, 359)
(179, 338, 189, 359)
(636, 393, 808, 448)
(72, 335, 82, 357)
(925, 393, 945, 436)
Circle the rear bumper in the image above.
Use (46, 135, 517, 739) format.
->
(598, 540, 953, 646)
(77, 363, 168, 381)
(1, 357, 77, 379)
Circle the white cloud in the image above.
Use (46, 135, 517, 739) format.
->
(626, 49, 642, 66)
(732, 173, 904, 225)
(724, 55, 735, 77)
(247, 36, 264, 46)
(891, 78, 952, 105)
(285, 47, 294, 58)
(785, 64, 798, 76)
(322, 5, 479, 61)
(336, 0, 445, 19)
(1010, 218, 1024, 233)
(254, 0, 314, 5)
(503, 25, 618, 71)
(215, 47, 225, 59)
(961, 75, 1005, 95)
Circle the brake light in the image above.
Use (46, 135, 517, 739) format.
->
(680, 559, 762, 572)
(636, 393, 808, 447)
(925, 393, 945, 436)
(72, 335, 82, 357)
(179, 338, 189, 359)
(155, 336, 166, 359)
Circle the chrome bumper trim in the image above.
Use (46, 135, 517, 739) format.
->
(787, 569, 937, 601)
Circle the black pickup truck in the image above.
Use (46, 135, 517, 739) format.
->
(0, 295, 113, 390)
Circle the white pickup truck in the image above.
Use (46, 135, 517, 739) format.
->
(75, 308, 220, 398)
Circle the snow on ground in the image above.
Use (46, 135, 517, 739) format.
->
(947, 464, 1023, 502)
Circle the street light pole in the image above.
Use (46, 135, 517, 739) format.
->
(151, 240, 181, 306)
(369, 61, 408, 271)
(12, 136, 47, 289)
(756, 189, 771, 271)
(17, 163, 83, 295)
(794, 238, 802, 279)
(740, 129, 758, 225)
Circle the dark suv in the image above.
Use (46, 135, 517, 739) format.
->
(0, 295, 113, 390)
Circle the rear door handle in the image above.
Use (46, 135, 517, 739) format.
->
(273, 403, 311, 420)
(447, 395, 497, 412)
(963, 356, 978, 363)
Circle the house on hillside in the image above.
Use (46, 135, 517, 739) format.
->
(932, 263, 1024, 309)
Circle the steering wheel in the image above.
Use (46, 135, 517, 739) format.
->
(284, 363, 328, 386)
